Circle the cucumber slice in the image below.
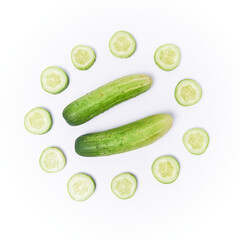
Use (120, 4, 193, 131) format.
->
(71, 45, 96, 70)
(154, 44, 181, 71)
(39, 147, 66, 173)
(24, 107, 52, 135)
(111, 173, 137, 200)
(67, 173, 95, 201)
(109, 31, 136, 58)
(175, 79, 202, 106)
(41, 66, 69, 94)
(183, 128, 209, 155)
(152, 156, 180, 184)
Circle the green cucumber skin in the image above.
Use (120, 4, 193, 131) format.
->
(75, 114, 173, 157)
(62, 74, 152, 126)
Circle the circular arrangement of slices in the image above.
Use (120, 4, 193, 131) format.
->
(24, 30, 209, 201)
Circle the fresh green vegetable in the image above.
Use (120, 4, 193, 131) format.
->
(67, 173, 95, 201)
(109, 31, 136, 58)
(75, 113, 173, 157)
(154, 44, 181, 71)
(152, 156, 180, 184)
(41, 66, 69, 94)
(183, 128, 209, 155)
(24, 107, 52, 135)
(63, 74, 152, 126)
(71, 45, 96, 70)
(39, 147, 66, 173)
(111, 173, 137, 199)
(175, 79, 202, 106)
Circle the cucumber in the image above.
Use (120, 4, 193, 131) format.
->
(75, 113, 173, 157)
(71, 45, 96, 70)
(39, 147, 66, 173)
(175, 79, 202, 106)
(152, 156, 180, 184)
(109, 31, 136, 58)
(183, 128, 209, 155)
(67, 173, 95, 201)
(154, 44, 181, 71)
(24, 107, 52, 135)
(111, 173, 137, 200)
(63, 74, 152, 126)
(41, 66, 69, 94)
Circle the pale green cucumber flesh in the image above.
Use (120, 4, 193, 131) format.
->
(39, 147, 66, 173)
(63, 74, 152, 126)
(152, 156, 180, 184)
(183, 128, 209, 155)
(111, 173, 137, 200)
(71, 45, 96, 70)
(24, 107, 52, 135)
(75, 114, 173, 157)
(175, 79, 202, 106)
(109, 31, 136, 58)
(67, 173, 95, 201)
(154, 44, 181, 71)
(41, 66, 69, 94)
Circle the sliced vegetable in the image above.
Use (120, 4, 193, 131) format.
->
(109, 31, 136, 58)
(39, 147, 66, 173)
(111, 173, 137, 199)
(154, 44, 181, 71)
(152, 156, 180, 184)
(183, 128, 209, 155)
(24, 107, 52, 135)
(71, 45, 96, 70)
(41, 66, 69, 94)
(63, 74, 152, 126)
(75, 113, 173, 157)
(175, 79, 202, 106)
(67, 173, 95, 201)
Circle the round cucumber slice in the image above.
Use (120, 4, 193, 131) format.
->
(152, 156, 180, 184)
(41, 66, 69, 94)
(183, 128, 209, 155)
(175, 79, 202, 106)
(67, 173, 95, 201)
(109, 31, 136, 58)
(154, 44, 181, 71)
(111, 173, 137, 200)
(71, 45, 96, 70)
(39, 147, 66, 173)
(24, 107, 52, 135)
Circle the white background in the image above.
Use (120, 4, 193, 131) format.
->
(1, 0, 240, 239)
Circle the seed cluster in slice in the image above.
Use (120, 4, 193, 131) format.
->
(39, 147, 66, 173)
(175, 79, 202, 106)
(152, 156, 180, 184)
(111, 173, 137, 199)
(41, 66, 69, 94)
(67, 173, 95, 201)
(71, 45, 96, 70)
(183, 128, 209, 155)
(24, 107, 52, 135)
(154, 44, 181, 71)
(109, 31, 136, 58)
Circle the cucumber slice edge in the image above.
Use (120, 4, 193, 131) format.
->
(175, 79, 202, 106)
(151, 156, 180, 184)
(111, 172, 137, 200)
(71, 45, 96, 70)
(183, 128, 209, 155)
(41, 66, 69, 94)
(39, 147, 66, 173)
(24, 107, 52, 135)
(109, 31, 136, 58)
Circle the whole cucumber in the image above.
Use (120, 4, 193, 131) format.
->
(75, 114, 173, 157)
(62, 74, 152, 125)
